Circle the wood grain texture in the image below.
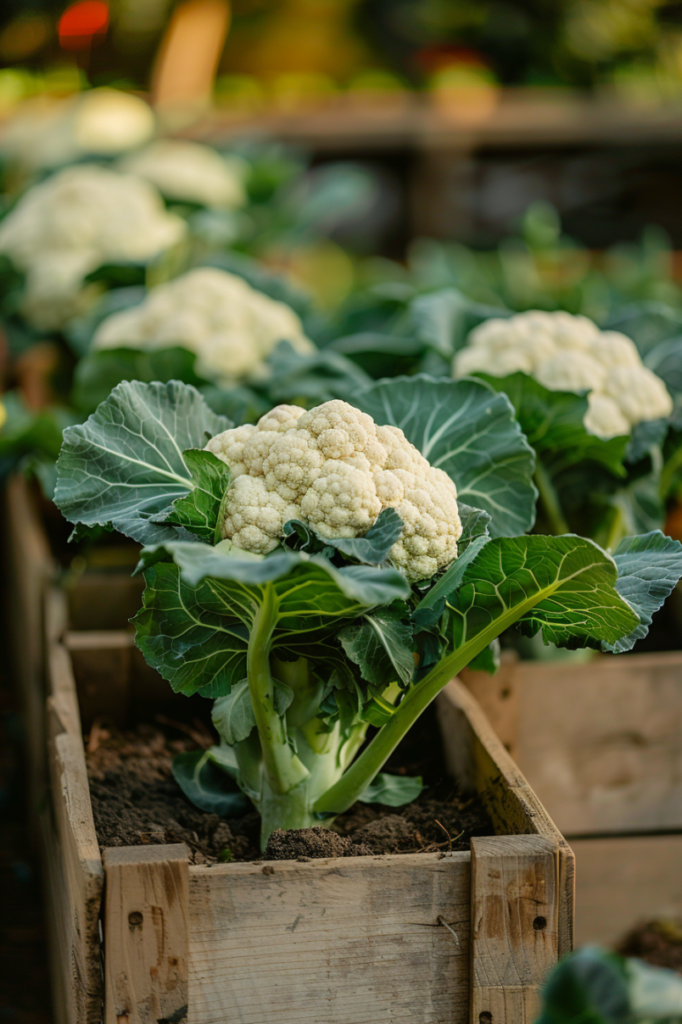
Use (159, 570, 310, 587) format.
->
(104, 845, 190, 1024)
(514, 653, 682, 835)
(437, 680, 575, 960)
(460, 653, 520, 760)
(67, 631, 134, 731)
(470, 836, 560, 1024)
(67, 570, 143, 632)
(572, 834, 682, 947)
(188, 853, 471, 1024)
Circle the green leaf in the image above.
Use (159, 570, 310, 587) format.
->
(536, 947, 630, 1024)
(171, 749, 250, 816)
(325, 508, 404, 564)
(448, 535, 639, 654)
(158, 449, 230, 542)
(72, 346, 206, 414)
(212, 681, 256, 745)
(358, 773, 424, 806)
(413, 503, 491, 623)
(467, 639, 500, 674)
(604, 301, 682, 356)
(627, 956, 682, 1018)
(265, 341, 374, 405)
(476, 372, 629, 477)
(213, 678, 295, 745)
(133, 544, 410, 698)
(403, 288, 506, 359)
(65, 285, 146, 358)
(54, 381, 231, 546)
(626, 419, 669, 464)
(645, 336, 682, 428)
(356, 375, 537, 537)
(133, 562, 250, 698)
(338, 609, 414, 687)
(605, 531, 682, 653)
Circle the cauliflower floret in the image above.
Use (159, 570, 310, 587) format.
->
(0, 164, 185, 330)
(583, 393, 630, 439)
(92, 267, 314, 384)
(535, 351, 607, 393)
(603, 366, 673, 425)
(206, 399, 463, 580)
(453, 309, 672, 435)
(119, 139, 247, 209)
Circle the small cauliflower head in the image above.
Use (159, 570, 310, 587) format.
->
(453, 310, 672, 439)
(92, 267, 314, 384)
(205, 399, 462, 581)
(0, 164, 185, 330)
(118, 139, 247, 209)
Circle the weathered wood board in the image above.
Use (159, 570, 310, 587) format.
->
(42, 633, 573, 1024)
(462, 651, 682, 949)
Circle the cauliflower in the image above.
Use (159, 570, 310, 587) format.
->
(205, 399, 462, 581)
(92, 267, 314, 384)
(0, 164, 185, 330)
(118, 139, 247, 209)
(0, 88, 155, 172)
(454, 310, 673, 439)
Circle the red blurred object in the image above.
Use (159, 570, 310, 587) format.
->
(414, 45, 490, 75)
(58, 0, 109, 51)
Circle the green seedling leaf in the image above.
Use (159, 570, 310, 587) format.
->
(172, 748, 250, 816)
(54, 381, 231, 545)
(212, 681, 256, 744)
(358, 773, 424, 806)
(356, 374, 537, 537)
(605, 531, 682, 653)
(338, 609, 414, 687)
(157, 448, 231, 542)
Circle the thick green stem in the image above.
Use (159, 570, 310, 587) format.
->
(534, 461, 569, 535)
(246, 586, 308, 796)
(314, 581, 567, 816)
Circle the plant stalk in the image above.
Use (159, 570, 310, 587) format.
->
(534, 460, 569, 535)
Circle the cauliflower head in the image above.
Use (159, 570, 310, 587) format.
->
(118, 139, 247, 209)
(205, 399, 463, 581)
(0, 164, 185, 330)
(92, 267, 314, 384)
(453, 310, 672, 439)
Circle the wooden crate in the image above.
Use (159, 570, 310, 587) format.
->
(462, 652, 682, 946)
(43, 608, 574, 1024)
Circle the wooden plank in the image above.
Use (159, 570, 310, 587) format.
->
(459, 654, 520, 759)
(4, 475, 56, 812)
(571, 834, 682, 948)
(188, 853, 471, 1024)
(470, 835, 561, 1024)
(43, 636, 104, 1024)
(67, 572, 144, 632)
(514, 653, 682, 834)
(438, 680, 575, 959)
(103, 845, 190, 1024)
(66, 631, 134, 731)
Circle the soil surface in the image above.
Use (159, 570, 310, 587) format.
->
(617, 919, 682, 974)
(86, 705, 493, 863)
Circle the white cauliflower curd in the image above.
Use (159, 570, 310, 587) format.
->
(0, 164, 185, 330)
(92, 267, 314, 384)
(118, 139, 247, 209)
(205, 399, 463, 581)
(453, 310, 672, 439)
(0, 89, 155, 172)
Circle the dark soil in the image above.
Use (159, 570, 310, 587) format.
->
(86, 705, 493, 864)
(617, 919, 682, 974)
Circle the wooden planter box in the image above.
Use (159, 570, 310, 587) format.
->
(462, 651, 682, 947)
(42, 599, 574, 1024)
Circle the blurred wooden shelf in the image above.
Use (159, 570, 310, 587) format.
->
(196, 88, 682, 153)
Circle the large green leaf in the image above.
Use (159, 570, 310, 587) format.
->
(54, 381, 231, 545)
(402, 288, 507, 359)
(265, 341, 373, 405)
(605, 531, 682, 653)
(358, 773, 424, 806)
(133, 543, 410, 697)
(476, 372, 629, 477)
(448, 535, 639, 653)
(604, 301, 682, 357)
(356, 374, 537, 537)
(338, 609, 414, 687)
